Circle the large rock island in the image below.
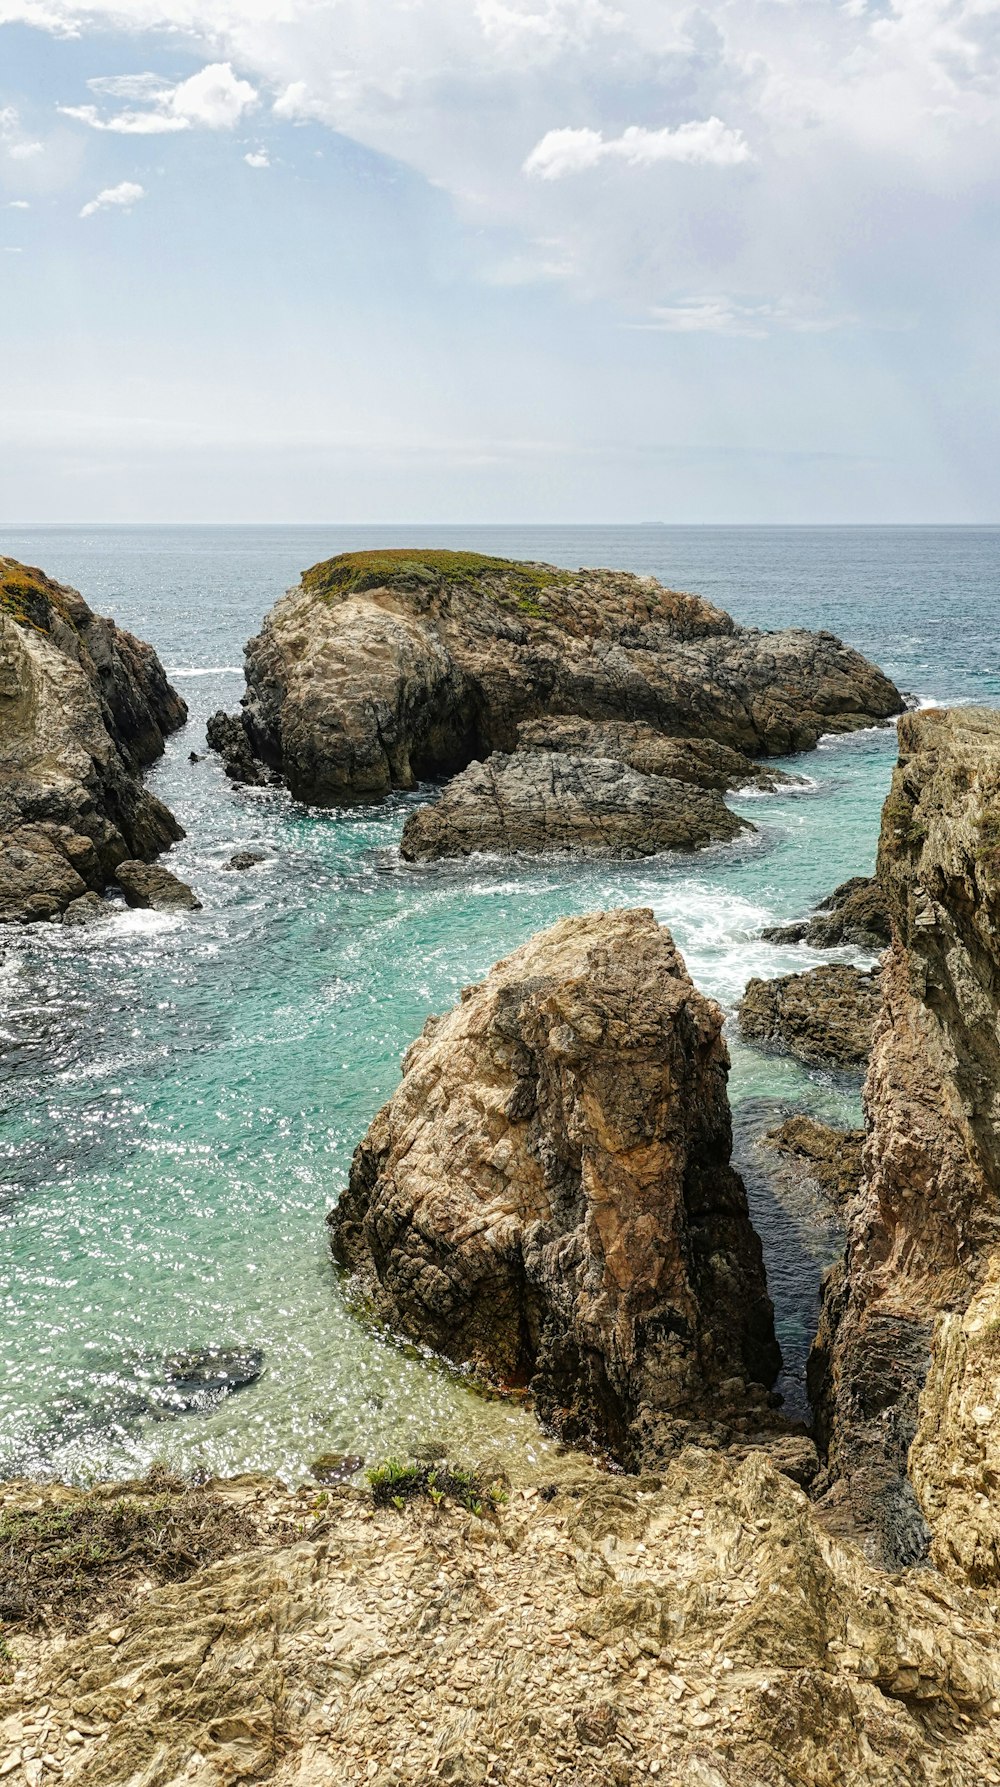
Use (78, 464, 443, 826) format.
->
(329, 908, 782, 1464)
(208, 549, 904, 808)
(0, 558, 189, 923)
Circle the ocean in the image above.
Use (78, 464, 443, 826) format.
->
(1, 524, 998, 1483)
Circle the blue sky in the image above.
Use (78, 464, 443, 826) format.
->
(1, 0, 998, 522)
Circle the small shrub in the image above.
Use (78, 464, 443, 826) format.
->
(367, 1458, 507, 1518)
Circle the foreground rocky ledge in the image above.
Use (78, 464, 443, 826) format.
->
(207, 549, 903, 807)
(330, 908, 784, 1467)
(3, 1458, 1000, 1787)
(0, 558, 189, 924)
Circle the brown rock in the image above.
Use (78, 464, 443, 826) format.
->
(115, 860, 202, 911)
(762, 875, 891, 949)
(207, 550, 903, 804)
(762, 1115, 865, 1205)
(329, 908, 780, 1462)
(811, 708, 1000, 1569)
(0, 557, 187, 924)
(399, 752, 750, 862)
(738, 963, 882, 1068)
(514, 716, 795, 791)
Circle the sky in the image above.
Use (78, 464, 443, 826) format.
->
(1, 0, 998, 523)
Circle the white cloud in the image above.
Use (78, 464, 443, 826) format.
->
(633, 298, 853, 337)
(79, 178, 144, 218)
(244, 147, 269, 167)
(7, 199, 31, 207)
(9, 139, 44, 158)
(524, 118, 752, 178)
(60, 61, 257, 135)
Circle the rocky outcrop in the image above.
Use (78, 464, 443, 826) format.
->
(762, 1115, 865, 1206)
(329, 909, 781, 1465)
(762, 875, 891, 950)
(738, 963, 882, 1068)
(5, 1454, 1000, 1787)
(399, 752, 750, 862)
(114, 860, 201, 912)
(0, 558, 188, 924)
(514, 716, 795, 792)
(811, 708, 1000, 1571)
(207, 550, 903, 805)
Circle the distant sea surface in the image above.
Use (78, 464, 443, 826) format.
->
(1, 525, 998, 1482)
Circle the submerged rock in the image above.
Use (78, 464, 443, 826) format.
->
(738, 963, 882, 1068)
(152, 1346, 264, 1412)
(115, 859, 202, 911)
(207, 549, 903, 805)
(762, 875, 890, 950)
(399, 752, 750, 862)
(223, 849, 267, 871)
(329, 908, 781, 1464)
(812, 707, 1000, 1570)
(762, 1114, 865, 1206)
(0, 557, 187, 925)
(514, 716, 796, 792)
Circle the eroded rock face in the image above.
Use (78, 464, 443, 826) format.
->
(399, 752, 750, 862)
(514, 716, 794, 792)
(5, 1455, 1000, 1787)
(207, 550, 903, 805)
(114, 860, 202, 912)
(762, 875, 890, 950)
(0, 558, 188, 924)
(812, 708, 1000, 1570)
(738, 964, 882, 1068)
(329, 909, 780, 1463)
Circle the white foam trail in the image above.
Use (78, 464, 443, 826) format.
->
(165, 666, 243, 677)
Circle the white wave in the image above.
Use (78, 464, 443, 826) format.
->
(165, 666, 243, 677)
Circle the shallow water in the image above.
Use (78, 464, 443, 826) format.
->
(1, 525, 998, 1480)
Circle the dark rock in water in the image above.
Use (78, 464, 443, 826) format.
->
(738, 964, 882, 1068)
(515, 716, 798, 793)
(206, 549, 904, 805)
(115, 859, 202, 911)
(0, 556, 187, 924)
(330, 909, 784, 1469)
(309, 1453, 365, 1484)
(223, 850, 267, 872)
(761, 1115, 865, 1206)
(61, 890, 107, 925)
(399, 752, 751, 862)
(152, 1346, 264, 1412)
(189, 750, 203, 763)
(762, 876, 890, 950)
(206, 709, 280, 787)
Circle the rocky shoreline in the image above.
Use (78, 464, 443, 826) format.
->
(5, 549, 1000, 1786)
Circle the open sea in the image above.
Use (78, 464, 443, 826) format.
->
(1, 524, 998, 1485)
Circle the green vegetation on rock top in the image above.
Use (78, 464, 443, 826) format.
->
(0, 558, 68, 634)
(300, 548, 574, 616)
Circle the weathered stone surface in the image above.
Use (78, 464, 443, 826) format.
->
(61, 891, 108, 926)
(738, 963, 882, 1068)
(812, 708, 1000, 1570)
(0, 558, 187, 924)
(762, 875, 891, 949)
(5, 1455, 1000, 1787)
(329, 909, 780, 1463)
(762, 1115, 865, 1206)
(208, 550, 903, 805)
(399, 752, 750, 862)
(515, 716, 795, 791)
(222, 849, 267, 871)
(115, 860, 202, 911)
(205, 709, 279, 787)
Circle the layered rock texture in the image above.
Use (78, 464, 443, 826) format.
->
(762, 875, 891, 950)
(208, 549, 903, 807)
(762, 1115, 865, 1207)
(5, 1457, 1000, 1787)
(812, 707, 1000, 1570)
(0, 558, 188, 924)
(399, 752, 749, 862)
(329, 909, 781, 1464)
(514, 716, 794, 792)
(738, 963, 882, 1068)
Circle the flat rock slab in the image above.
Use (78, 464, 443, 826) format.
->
(399, 751, 751, 861)
(738, 963, 882, 1068)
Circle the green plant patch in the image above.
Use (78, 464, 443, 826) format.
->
(977, 807, 1000, 858)
(300, 548, 573, 616)
(0, 1467, 256, 1633)
(367, 1457, 507, 1518)
(0, 559, 71, 634)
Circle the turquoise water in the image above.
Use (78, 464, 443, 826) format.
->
(1, 526, 998, 1482)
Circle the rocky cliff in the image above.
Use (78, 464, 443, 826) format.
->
(329, 908, 782, 1466)
(811, 707, 1000, 1570)
(0, 559, 188, 923)
(207, 549, 903, 806)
